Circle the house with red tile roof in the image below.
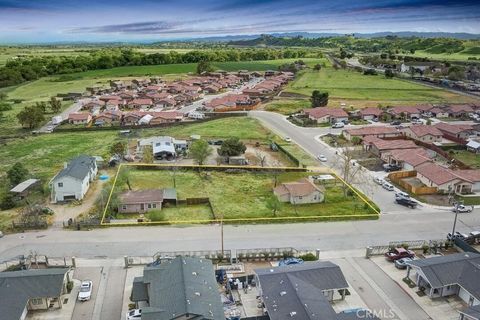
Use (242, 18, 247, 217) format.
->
(94, 111, 122, 126)
(149, 112, 183, 125)
(68, 113, 92, 125)
(415, 163, 474, 194)
(343, 126, 401, 141)
(304, 108, 349, 124)
(273, 178, 325, 204)
(382, 148, 433, 170)
(358, 107, 383, 120)
(127, 98, 153, 109)
(429, 107, 449, 118)
(446, 104, 474, 118)
(434, 123, 473, 140)
(388, 106, 421, 119)
(81, 100, 105, 111)
(362, 136, 418, 156)
(403, 125, 443, 143)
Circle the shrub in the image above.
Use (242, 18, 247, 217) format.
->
(148, 210, 166, 222)
(66, 281, 74, 293)
(422, 244, 429, 254)
(299, 253, 318, 261)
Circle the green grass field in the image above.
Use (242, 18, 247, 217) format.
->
(286, 68, 478, 107)
(111, 169, 376, 223)
(264, 99, 310, 115)
(451, 150, 480, 168)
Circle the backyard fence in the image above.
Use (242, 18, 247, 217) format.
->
(0, 254, 73, 272)
(367, 239, 446, 256)
(388, 171, 438, 195)
(152, 250, 232, 263)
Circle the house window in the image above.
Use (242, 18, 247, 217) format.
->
(298, 196, 303, 200)
(153, 203, 157, 209)
(58, 182, 63, 188)
(148, 204, 152, 209)
(31, 298, 43, 305)
(122, 205, 127, 210)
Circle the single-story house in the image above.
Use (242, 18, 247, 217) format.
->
(127, 98, 153, 109)
(130, 256, 224, 320)
(406, 253, 480, 307)
(81, 100, 105, 111)
(10, 178, 41, 199)
(382, 148, 433, 170)
(415, 163, 473, 194)
(274, 178, 325, 204)
(149, 112, 183, 125)
(94, 111, 122, 126)
(342, 126, 401, 141)
(447, 104, 474, 118)
(119, 189, 165, 213)
(0, 268, 70, 320)
(362, 136, 418, 156)
(455, 170, 480, 193)
(49, 155, 97, 203)
(430, 107, 449, 118)
(67, 113, 92, 125)
(304, 108, 349, 124)
(467, 140, 480, 153)
(459, 304, 480, 320)
(403, 125, 443, 143)
(358, 107, 383, 120)
(434, 123, 473, 140)
(388, 106, 421, 120)
(255, 261, 367, 320)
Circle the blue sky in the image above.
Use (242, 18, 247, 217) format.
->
(0, 0, 479, 43)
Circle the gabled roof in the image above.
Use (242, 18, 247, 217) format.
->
(389, 106, 420, 115)
(134, 256, 224, 320)
(408, 253, 480, 299)
(434, 122, 473, 135)
(306, 107, 348, 119)
(0, 268, 69, 320)
(363, 137, 417, 151)
(387, 148, 432, 167)
(120, 189, 164, 204)
(466, 140, 480, 149)
(345, 126, 399, 137)
(359, 107, 383, 117)
(274, 178, 324, 197)
(255, 261, 349, 320)
(415, 163, 462, 185)
(405, 125, 443, 138)
(53, 155, 96, 182)
(459, 304, 480, 320)
(68, 113, 91, 121)
(10, 178, 40, 193)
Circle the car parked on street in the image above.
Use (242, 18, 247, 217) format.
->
(395, 191, 410, 200)
(373, 176, 384, 185)
(395, 257, 413, 269)
(395, 197, 418, 209)
(385, 248, 415, 261)
(126, 309, 142, 320)
(447, 232, 469, 241)
(390, 120, 401, 126)
(382, 182, 394, 191)
(452, 204, 473, 213)
(317, 154, 327, 162)
(331, 122, 345, 128)
(78, 280, 93, 301)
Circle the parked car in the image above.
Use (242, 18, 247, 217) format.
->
(78, 280, 93, 301)
(331, 122, 345, 128)
(396, 197, 418, 208)
(383, 164, 401, 172)
(0, 231, 3, 238)
(208, 139, 223, 146)
(126, 309, 142, 320)
(390, 120, 401, 126)
(452, 204, 473, 213)
(382, 182, 394, 191)
(317, 154, 327, 162)
(342, 119, 350, 125)
(470, 231, 480, 240)
(284, 137, 292, 142)
(395, 257, 413, 269)
(385, 248, 415, 261)
(373, 176, 384, 185)
(447, 232, 469, 241)
(395, 191, 410, 200)
(411, 119, 423, 124)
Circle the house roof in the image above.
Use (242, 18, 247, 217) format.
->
(405, 125, 443, 138)
(363, 137, 418, 151)
(434, 122, 472, 135)
(387, 148, 432, 167)
(415, 163, 461, 185)
(68, 113, 91, 121)
(408, 253, 480, 299)
(466, 140, 480, 149)
(344, 126, 399, 137)
(447, 104, 474, 114)
(53, 155, 96, 182)
(162, 188, 177, 200)
(459, 304, 480, 320)
(255, 261, 349, 320)
(0, 268, 69, 320)
(274, 178, 324, 197)
(455, 170, 480, 183)
(389, 106, 420, 115)
(306, 107, 348, 119)
(10, 178, 40, 193)
(119, 189, 164, 204)
(359, 107, 383, 117)
(134, 256, 224, 320)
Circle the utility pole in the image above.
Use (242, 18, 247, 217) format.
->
(220, 214, 224, 257)
(451, 204, 459, 242)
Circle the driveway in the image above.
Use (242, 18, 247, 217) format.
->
(72, 267, 102, 320)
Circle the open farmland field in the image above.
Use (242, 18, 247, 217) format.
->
(286, 68, 478, 107)
(0, 47, 93, 66)
(108, 168, 378, 223)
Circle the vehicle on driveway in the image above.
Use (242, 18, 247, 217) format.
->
(331, 122, 345, 128)
(395, 197, 418, 209)
(382, 182, 394, 191)
(385, 248, 415, 261)
(373, 176, 384, 185)
(317, 154, 327, 162)
(78, 280, 93, 301)
(452, 204, 473, 213)
(395, 257, 413, 269)
(390, 120, 401, 126)
(126, 309, 142, 320)
(383, 163, 401, 172)
(411, 118, 423, 124)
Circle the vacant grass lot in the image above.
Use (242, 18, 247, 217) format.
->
(285, 69, 477, 107)
(451, 150, 480, 168)
(111, 169, 376, 223)
(264, 99, 310, 115)
(0, 117, 269, 180)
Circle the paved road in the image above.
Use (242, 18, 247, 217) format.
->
(37, 99, 86, 133)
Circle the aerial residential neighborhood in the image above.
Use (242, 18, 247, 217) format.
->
(1, 1, 480, 320)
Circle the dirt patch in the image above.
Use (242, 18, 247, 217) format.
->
(278, 91, 309, 99)
(417, 194, 452, 206)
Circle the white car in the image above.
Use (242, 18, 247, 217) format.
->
(317, 155, 327, 162)
(126, 309, 142, 320)
(0, 231, 3, 238)
(373, 177, 384, 185)
(395, 191, 410, 200)
(284, 137, 292, 142)
(331, 122, 345, 128)
(382, 182, 394, 191)
(452, 204, 473, 213)
(78, 281, 93, 301)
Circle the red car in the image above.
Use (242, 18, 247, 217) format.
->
(385, 248, 415, 261)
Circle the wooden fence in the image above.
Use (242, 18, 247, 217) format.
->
(388, 170, 438, 195)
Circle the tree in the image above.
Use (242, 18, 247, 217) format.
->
(35, 101, 47, 114)
(255, 151, 267, 167)
(334, 147, 370, 197)
(17, 105, 45, 128)
(351, 136, 362, 145)
(266, 195, 282, 217)
(7, 162, 29, 186)
(384, 69, 394, 79)
(311, 90, 329, 108)
(313, 64, 322, 71)
(426, 119, 432, 125)
(142, 145, 154, 163)
(197, 60, 214, 74)
(49, 97, 62, 113)
(111, 141, 127, 156)
(218, 137, 246, 157)
(190, 139, 212, 165)
(0, 193, 16, 210)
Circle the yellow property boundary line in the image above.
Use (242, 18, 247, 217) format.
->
(100, 163, 380, 225)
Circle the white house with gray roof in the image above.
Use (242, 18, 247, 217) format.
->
(49, 155, 97, 203)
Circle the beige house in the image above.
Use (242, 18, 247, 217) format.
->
(274, 178, 325, 204)
(415, 163, 473, 194)
(119, 189, 164, 213)
(403, 125, 443, 143)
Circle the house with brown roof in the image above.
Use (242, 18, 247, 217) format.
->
(273, 178, 325, 204)
(430, 107, 449, 118)
(382, 148, 433, 170)
(388, 106, 421, 120)
(68, 113, 92, 125)
(81, 100, 105, 111)
(127, 98, 153, 109)
(363, 136, 418, 156)
(118, 189, 164, 213)
(415, 163, 473, 194)
(305, 108, 349, 124)
(403, 125, 443, 143)
(94, 111, 122, 126)
(434, 123, 473, 140)
(446, 104, 474, 118)
(358, 107, 383, 120)
(149, 112, 183, 125)
(342, 126, 401, 141)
